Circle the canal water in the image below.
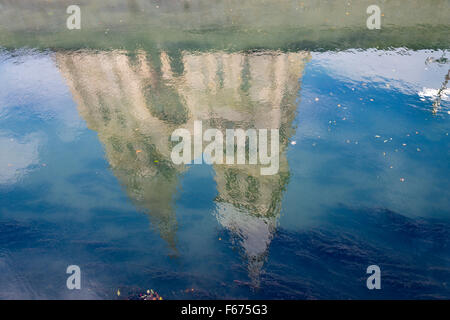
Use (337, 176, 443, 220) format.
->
(0, 1, 449, 299)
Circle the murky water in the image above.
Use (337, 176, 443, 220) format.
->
(0, 1, 449, 299)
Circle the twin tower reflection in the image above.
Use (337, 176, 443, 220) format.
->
(56, 50, 310, 285)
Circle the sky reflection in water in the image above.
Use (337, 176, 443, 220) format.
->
(0, 47, 449, 299)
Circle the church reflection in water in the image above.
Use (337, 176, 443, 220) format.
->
(56, 49, 310, 285)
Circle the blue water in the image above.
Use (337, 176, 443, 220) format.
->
(0, 48, 449, 299)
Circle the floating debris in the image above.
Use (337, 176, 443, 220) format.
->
(400, 178, 405, 182)
(137, 289, 163, 301)
(291, 141, 297, 145)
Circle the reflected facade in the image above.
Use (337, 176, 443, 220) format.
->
(57, 50, 310, 282)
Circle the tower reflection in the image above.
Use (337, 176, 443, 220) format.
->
(56, 49, 310, 284)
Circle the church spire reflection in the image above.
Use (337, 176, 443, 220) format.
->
(56, 49, 310, 282)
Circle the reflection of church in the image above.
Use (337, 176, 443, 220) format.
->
(56, 49, 310, 284)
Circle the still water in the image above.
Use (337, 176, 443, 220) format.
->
(0, 1, 449, 299)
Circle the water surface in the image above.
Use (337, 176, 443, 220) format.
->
(0, 0, 449, 300)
